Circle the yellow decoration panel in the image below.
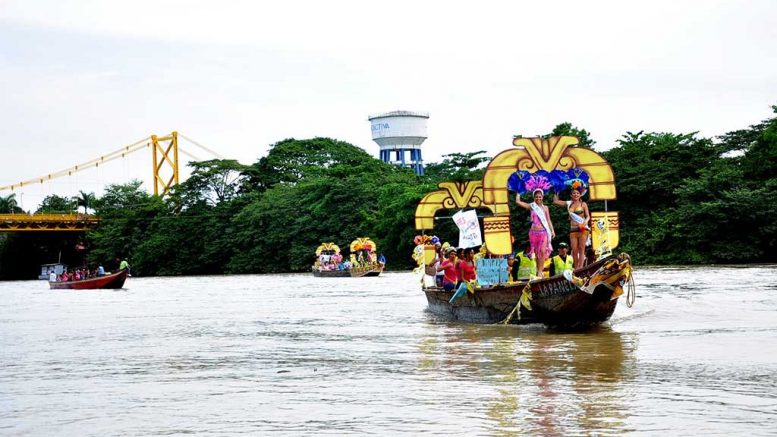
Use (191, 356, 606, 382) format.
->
(350, 237, 377, 252)
(315, 242, 340, 256)
(483, 216, 513, 255)
(591, 211, 620, 253)
(414, 181, 496, 230)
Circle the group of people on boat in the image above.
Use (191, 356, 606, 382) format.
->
(48, 258, 129, 282)
(314, 252, 386, 272)
(313, 242, 386, 272)
(423, 168, 597, 288)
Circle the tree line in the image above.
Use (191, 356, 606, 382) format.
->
(1, 107, 775, 278)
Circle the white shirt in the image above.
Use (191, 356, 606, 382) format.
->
(49, 272, 57, 282)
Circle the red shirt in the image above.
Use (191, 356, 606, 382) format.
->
(460, 260, 477, 282)
(440, 259, 457, 284)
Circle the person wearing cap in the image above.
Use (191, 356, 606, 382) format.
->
(549, 242, 574, 277)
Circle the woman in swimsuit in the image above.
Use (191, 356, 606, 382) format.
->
(515, 189, 555, 278)
(553, 188, 590, 269)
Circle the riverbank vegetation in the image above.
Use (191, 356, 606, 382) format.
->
(1, 107, 775, 278)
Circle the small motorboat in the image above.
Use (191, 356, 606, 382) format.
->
(49, 269, 129, 290)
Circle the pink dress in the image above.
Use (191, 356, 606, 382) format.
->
(529, 209, 552, 258)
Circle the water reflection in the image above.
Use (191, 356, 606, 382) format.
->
(418, 322, 637, 435)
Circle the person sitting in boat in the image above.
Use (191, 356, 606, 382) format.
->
(49, 270, 57, 282)
(436, 248, 458, 291)
(549, 242, 574, 277)
(515, 242, 537, 280)
(552, 182, 590, 270)
(378, 253, 386, 265)
(515, 182, 555, 278)
(96, 264, 105, 277)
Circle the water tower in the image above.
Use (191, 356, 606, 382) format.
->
(368, 111, 429, 175)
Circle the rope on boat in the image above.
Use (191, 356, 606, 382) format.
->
(619, 252, 636, 308)
(500, 282, 532, 325)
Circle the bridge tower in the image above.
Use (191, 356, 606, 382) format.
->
(151, 131, 180, 196)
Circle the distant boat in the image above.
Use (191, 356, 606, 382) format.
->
(312, 240, 384, 278)
(49, 269, 128, 290)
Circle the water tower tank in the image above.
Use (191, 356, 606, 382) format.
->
(368, 110, 429, 175)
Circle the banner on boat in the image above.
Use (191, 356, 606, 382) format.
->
(475, 258, 509, 286)
(452, 209, 482, 249)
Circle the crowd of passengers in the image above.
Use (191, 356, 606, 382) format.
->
(428, 240, 596, 291)
(48, 259, 129, 282)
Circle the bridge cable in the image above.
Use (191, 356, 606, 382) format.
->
(0, 137, 151, 192)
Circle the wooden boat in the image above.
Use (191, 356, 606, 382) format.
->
(422, 253, 633, 329)
(49, 269, 129, 290)
(413, 135, 635, 329)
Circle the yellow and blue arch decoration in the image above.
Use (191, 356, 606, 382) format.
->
(414, 136, 620, 255)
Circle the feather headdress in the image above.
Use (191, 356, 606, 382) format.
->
(565, 168, 590, 196)
(524, 171, 552, 195)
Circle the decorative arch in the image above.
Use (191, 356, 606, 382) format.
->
(315, 242, 340, 256)
(414, 181, 496, 230)
(482, 136, 616, 215)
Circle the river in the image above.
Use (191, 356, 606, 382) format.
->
(1, 265, 776, 435)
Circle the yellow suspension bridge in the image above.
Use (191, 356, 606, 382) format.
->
(0, 131, 220, 232)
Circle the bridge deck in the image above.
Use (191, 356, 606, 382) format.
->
(0, 214, 100, 231)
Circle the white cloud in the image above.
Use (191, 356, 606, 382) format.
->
(0, 0, 775, 209)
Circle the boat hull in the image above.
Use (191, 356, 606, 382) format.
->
(312, 269, 351, 278)
(49, 269, 129, 290)
(423, 254, 630, 329)
(349, 264, 384, 277)
(312, 264, 384, 278)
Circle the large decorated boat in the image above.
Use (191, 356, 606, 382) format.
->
(312, 239, 384, 278)
(49, 268, 129, 290)
(413, 135, 634, 329)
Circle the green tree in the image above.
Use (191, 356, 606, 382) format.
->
(173, 159, 249, 207)
(547, 122, 597, 149)
(243, 137, 376, 192)
(0, 193, 24, 213)
(35, 194, 75, 213)
(73, 190, 96, 214)
(87, 181, 167, 274)
(423, 151, 490, 182)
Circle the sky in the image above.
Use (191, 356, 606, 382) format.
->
(1, 0, 776, 210)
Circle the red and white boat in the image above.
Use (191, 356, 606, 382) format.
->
(49, 269, 129, 290)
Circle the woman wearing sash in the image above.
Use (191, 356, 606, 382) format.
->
(553, 179, 590, 269)
(515, 184, 555, 279)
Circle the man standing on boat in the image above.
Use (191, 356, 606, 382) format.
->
(549, 242, 574, 277)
